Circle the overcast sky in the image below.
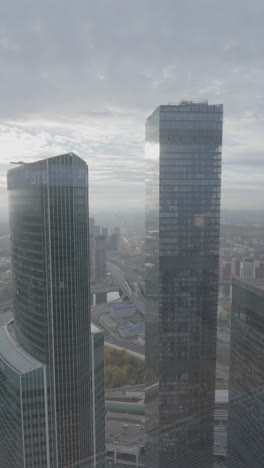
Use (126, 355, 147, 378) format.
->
(0, 0, 264, 220)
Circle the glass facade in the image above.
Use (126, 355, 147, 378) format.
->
(0, 321, 48, 468)
(91, 323, 106, 468)
(5, 153, 93, 467)
(227, 279, 264, 467)
(145, 103, 223, 467)
(95, 235, 107, 283)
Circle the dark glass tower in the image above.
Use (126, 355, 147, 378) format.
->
(91, 323, 105, 468)
(227, 279, 264, 467)
(145, 102, 223, 468)
(95, 235, 107, 283)
(3, 153, 92, 467)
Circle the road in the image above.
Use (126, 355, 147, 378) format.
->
(108, 262, 145, 316)
(106, 417, 144, 449)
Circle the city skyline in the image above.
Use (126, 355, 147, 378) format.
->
(0, 1, 264, 216)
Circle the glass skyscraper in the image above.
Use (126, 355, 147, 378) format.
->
(91, 323, 105, 468)
(145, 102, 223, 468)
(0, 153, 93, 467)
(0, 321, 48, 468)
(227, 279, 264, 467)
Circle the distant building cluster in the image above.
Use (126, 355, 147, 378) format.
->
(220, 258, 264, 283)
(89, 218, 121, 284)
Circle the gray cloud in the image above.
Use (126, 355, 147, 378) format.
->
(0, 0, 264, 212)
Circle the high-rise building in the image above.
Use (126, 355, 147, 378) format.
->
(220, 261, 232, 281)
(145, 102, 223, 468)
(0, 153, 94, 467)
(109, 233, 118, 252)
(102, 227, 108, 240)
(0, 320, 49, 467)
(254, 241, 264, 256)
(240, 258, 254, 280)
(253, 260, 264, 279)
(94, 226, 101, 236)
(114, 227, 121, 251)
(227, 279, 264, 467)
(91, 323, 105, 468)
(90, 217, 95, 234)
(95, 235, 107, 283)
(90, 217, 96, 283)
(231, 258, 241, 278)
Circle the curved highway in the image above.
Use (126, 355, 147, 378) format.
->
(108, 261, 145, 316)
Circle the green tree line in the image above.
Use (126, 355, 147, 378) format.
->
(104, 347, 144, 389)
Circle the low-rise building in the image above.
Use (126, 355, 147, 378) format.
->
(118, 322, 145, 339)
(111, 304, 136, 320)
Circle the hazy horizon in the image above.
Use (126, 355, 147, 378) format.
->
(1, 1, 264, 213)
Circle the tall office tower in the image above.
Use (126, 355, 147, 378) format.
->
(94, 226, 101, 236)
(0, 321, 48, 467)
(0, 154, 93, 467)
(90, 217, 96, 282)
(91, 324, 105, 468)
(220, 261, 232, 281)
(253, 260, 264, 279)
(90, 217, 95, 234)
(109, 233, 118, 252)
(102, 227, 108, 238)
(240, 257, 254, 280)
(227, 279, 264, 467)
(95, 235, 107, 283)
(231, 258, 241, 278)
(145, 102, 223, 468)
(102, 228, 108, 247)
(114, 227, 121, 251)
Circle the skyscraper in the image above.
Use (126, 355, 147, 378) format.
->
(90, 217, 96, 283)
(109, 233, 118, 252)
(0, 153, 93, 467)
(240, 257, 254, 280)
(231, 258, 241, 278)
(227, 279, 264, 467)
(91, 323, 105, 468)
(145, 102, 223, 467)
(95, 235, 107, 283)
(0, 320, 49, 467)
(254, 260, 264, 279)
(114, 227, 121, 251)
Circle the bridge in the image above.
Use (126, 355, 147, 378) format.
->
(91, 283, 119, 294)
(108, 261, 145, 316)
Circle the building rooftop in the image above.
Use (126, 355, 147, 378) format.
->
(91, 322, 104, 335)
(112, 304, 135, 312)
(233, 278, 264, 297)
(7, 152, 87, 190)
(8, 152, 83, 170)
(146, 101, 223, 121)
(0, 320, 44, 374)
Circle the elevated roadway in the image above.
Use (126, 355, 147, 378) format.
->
(108, 262, 145, 316)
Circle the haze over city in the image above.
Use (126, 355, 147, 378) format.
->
(0, 0, 263, 221)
